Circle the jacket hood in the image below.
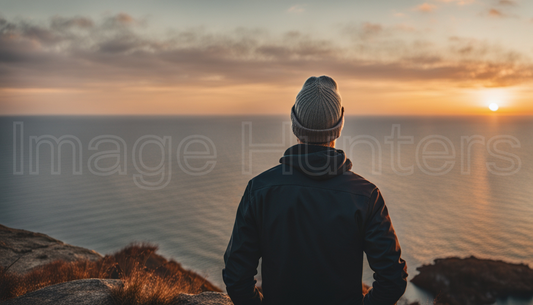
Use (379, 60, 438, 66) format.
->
(279, 144, 353, 180)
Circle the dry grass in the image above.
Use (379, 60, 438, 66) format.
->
(0, 243, 221, 305)
(109, 243, 220, 305)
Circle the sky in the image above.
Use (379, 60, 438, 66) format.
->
(1, 0, 532, 115)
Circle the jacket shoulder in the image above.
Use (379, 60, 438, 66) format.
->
(248, 165, 378, 199)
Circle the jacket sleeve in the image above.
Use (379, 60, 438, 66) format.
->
(363, 188, 408, 305)
(223, 181, 263, 305)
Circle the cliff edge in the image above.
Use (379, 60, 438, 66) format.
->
(0, 224, 230, 305)
(0, 224, 102, 274)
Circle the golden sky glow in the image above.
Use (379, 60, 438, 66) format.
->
(0, 0, 532, 115)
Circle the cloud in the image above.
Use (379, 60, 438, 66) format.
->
(287, 5, 306, 14)
(343, 22, 416, 43)
(414, 3, 438, 12)
(50, 16, 94, 30)
(341, 21, 418, 44)
(488, 8, 506, 17)
(0, 15, 532, 91)
(436, 0, 475, 5)
(114, 13, 135, 24)
(483, 7, 518, 18)
(497, 0, 516, 5)
(360, 22, 384, 38)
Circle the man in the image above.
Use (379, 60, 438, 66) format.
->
(223, 76, 408, 305)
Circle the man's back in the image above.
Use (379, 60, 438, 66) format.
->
(224, 75, 407, 305)
(223, 144, 408, 305)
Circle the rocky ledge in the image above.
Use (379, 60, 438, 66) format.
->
(0, 224, 102, 274)
(1, 279, 232, 305)
(0, 224, 230, 305)
(2, 279, 119, 305)
(411, 256, 533, 305)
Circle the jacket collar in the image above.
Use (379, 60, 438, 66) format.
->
(279, 144, 352, 180)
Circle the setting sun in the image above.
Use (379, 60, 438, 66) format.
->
(489, 103, 499, 112)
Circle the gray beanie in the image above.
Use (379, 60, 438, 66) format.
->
(291, 75, 344, 144)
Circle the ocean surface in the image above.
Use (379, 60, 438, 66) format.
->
(1, 115, 532, 304)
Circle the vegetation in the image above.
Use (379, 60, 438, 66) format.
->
(0, 243, 221, 304)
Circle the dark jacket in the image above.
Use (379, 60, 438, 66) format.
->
(223, 144, 408, 305)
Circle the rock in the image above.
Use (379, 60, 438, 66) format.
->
(1, 278, 120, 305)
(177, 291, 233, 305)
(411, 256, 533, 305)
(0, 224, 102, 274)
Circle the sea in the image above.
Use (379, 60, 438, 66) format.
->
(0, 115, 532, 305)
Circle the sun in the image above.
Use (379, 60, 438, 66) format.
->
(489, 103, 499, 112)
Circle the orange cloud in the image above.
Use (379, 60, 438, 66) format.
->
(436, 0, 474, 5)
(115, 13, 135, 24)
(414, 3, 437, 12)
(497, 0, 516, 5)
(488, 8, 505, 17)
(484, 7, 519, 19)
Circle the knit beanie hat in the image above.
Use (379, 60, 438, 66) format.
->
(291, 75, 344, 144)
